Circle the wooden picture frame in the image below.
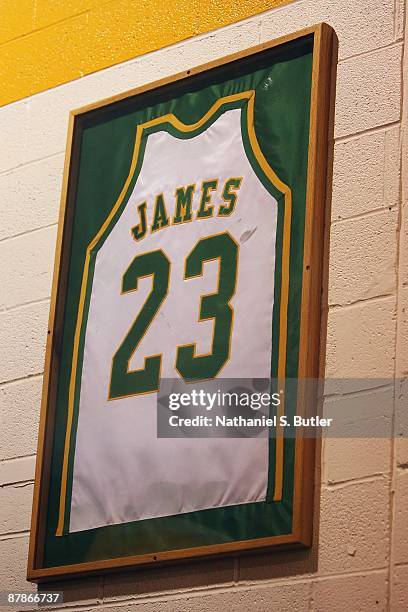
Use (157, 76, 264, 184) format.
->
(27, 23, 338, 582)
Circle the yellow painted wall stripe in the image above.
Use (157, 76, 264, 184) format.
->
(0, 0, 291, 107)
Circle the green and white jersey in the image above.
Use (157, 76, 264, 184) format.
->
(68, 104, 280, 533)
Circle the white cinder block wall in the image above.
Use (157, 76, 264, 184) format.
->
(0, 1, 407, 610)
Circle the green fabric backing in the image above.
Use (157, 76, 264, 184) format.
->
(43, 36, 313, 567)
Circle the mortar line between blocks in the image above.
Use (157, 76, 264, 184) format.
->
(0, 0, 117, 49)
(328, 293, 395, 311)
(338, 40, 403, 65)
(0, 529, 30, 541)
(0, 371, 43, 388)
(331, 204, 397, 226)
(324, 473, 388, 490)
(0, 222, 57, 245)
(99, 569, 389, 609)
(323, 381, 395, 401)
(0, 454, 36, 464)
(335, 121, 401, 145)
(0, 150, 64, 177)
(0, 296, 50, 315)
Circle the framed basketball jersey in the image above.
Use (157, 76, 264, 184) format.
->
(28, 23, 337, 581)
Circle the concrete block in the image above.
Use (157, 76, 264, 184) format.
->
(0, 101, 29, 173)
(102, 581, 311, 612)
(319, 478, 389, 574)
(0, 153, 63, 242)
(38, 577, 101, 608)
(332, 127, 400, 221)
(0, 537, 35, 594)
(328, 209, 397, 306)
(325, 297, 396, 380)
(0, 377, 42, 460)
(0, 226, 56, 311)
(0, 456, 36, 486)
(260, 0, 395, 60)
(104, 557, 234, 601)
(312, 571, 387, 611)
(0, 483, 33, 535)
(238, 547, 316, 583)
(322, 386, 393, 483)
(335, 45, 402, 138)
(393, 470, 408, 564)
(322, 384, 393, 435)
(0, 301, 49, 384)
(323, 438, 390, 485)
(0, 0, 35, 46)
(392, 564, 408, 611)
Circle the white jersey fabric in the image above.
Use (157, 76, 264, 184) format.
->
(69, 107, 279, 533)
